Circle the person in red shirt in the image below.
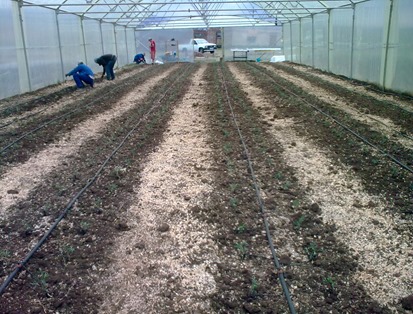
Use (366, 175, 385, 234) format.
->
(149, 38, 156, 65)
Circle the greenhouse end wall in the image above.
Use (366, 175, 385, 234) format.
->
(283, 0, 413, 96)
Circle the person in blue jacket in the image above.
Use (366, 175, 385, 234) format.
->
(65, 62, 94, 88)
(133, 53, 146, 64)
(94, 54, 117, 80)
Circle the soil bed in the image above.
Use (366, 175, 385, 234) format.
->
(0, 61, 412, 314)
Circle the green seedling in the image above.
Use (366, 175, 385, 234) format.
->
(249, 277, 259, 298)
(323, 276, 336, 292)
(305, 242, 320, 261)
(78, 221, 90, 235)
(235, 223, 247, 234)
(274, 172, 283, 180)
(291, 199, 300, 209)
(229, 197, 238, 208)
(293, 215, 305, 230)
(59, 245, 75, 266)
(235, 241, 249, 260)
(31, 270, 49, 293)
(229, 183, 239, 193)
(282, 181, 292, 191)
(223, 143, 232, 154)
(0, 249, 11, 259)
(109, 183, 119, 193)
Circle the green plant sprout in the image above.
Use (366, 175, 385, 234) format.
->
(305, 242, 320, 261)
(323, 276, 336, 292)
(293, 215, 305, 230)
(235, 241, 249, 260)
(249, 277, 259, 298)
(31, 270, 49, 292)
(235, 223, 247, 234)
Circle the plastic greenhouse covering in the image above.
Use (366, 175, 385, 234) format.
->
(1, 0, 413, 99)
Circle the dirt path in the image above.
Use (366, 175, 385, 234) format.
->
(99, 65, 220, 313)
(228, 63, 413, 309)
(0, 67, 175, 216)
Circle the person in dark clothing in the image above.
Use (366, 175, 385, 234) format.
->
(133, 53, 146, 64)
(65, 62, 94, 88)
(94, 54, 117, 80)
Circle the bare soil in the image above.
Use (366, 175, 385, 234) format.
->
(0, 61, 412, 314)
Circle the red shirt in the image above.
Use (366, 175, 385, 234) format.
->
(150, 40, 156, 52)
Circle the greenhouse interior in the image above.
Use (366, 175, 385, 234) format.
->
(1, 0, 412, 99)
(1, 0, 413, 313)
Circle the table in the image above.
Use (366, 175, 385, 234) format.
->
(231, 49, 249, 61)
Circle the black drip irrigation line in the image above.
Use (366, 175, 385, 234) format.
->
(249, 64, 413, 175)
(0, 68, 156, 156)
(0, 64, 193, 296)
(219, 64, 297, 314)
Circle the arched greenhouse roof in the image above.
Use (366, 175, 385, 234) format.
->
(20, 0, 371, 29)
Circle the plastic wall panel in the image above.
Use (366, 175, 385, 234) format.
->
(22, 7, 62, 91)
(313, 13, 329, 71)
(83, 19, 103, 73)
(330, 9, 353, 77)
(222, 26, 282, 62)
(101, 23, 116, 57)
(0, 1, 20, 99)
(384, 0, 413, 94)
(58, 14, 86, 76)
(352, 0, 387, 85)
(283, 23, 292, 61)
(290, 22, 301, 63)
(115, 26, 128, 66)
(300, 17, 313, 66)
(136, 29, 196, 63)
(125, 28, 136, 64)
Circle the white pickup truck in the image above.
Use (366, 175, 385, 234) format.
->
(180, 38, 217, 54)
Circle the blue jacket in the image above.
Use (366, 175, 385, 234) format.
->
(134, 53, 146, 63)
(66, 64, 94, 77)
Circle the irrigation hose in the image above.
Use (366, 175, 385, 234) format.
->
(0, 64, 193, 296)
(250, 64, 413, 175)
(219, 64, 297, 314)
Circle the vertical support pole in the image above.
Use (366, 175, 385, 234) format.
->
(222, 27, 225, 61)
(99, 21, 104, 53)
(350, 3, 356, 79)
(114, 24, 119, 67)
(55, 11, 65, 81)
(80, 17, 88, 64)
(327, 8, 331, 72)
(311, 14, 315, 67)
(12, 0, 31, 92)
(299, 18, 302, 64)
(382, 0, 394, 91)
(289, 22, 293, 61)
(124, 27, 129, 64)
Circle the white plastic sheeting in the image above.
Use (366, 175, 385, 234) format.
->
(135, 29, 194, 63)
(0, 0, 21, 98)
(283, 0, 413, 95)
(0, 3, 136, 99)
(223, 26, 283, 62)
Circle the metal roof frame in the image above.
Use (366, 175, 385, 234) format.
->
(17, 0, 372, 29)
